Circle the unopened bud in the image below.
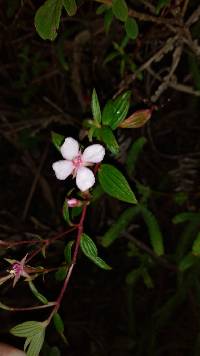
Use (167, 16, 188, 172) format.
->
(67, 198, 82, 208)
(119, 109, 152, 128)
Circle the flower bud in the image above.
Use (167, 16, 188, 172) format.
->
(119, 109, 152, 128)
(67, 198, 82, 208)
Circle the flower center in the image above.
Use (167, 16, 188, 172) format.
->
(72, 155, 83, 169)
(12, 263, 22, 276)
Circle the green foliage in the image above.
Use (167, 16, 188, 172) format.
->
(35, 0, 63, 41)
(102, 91, 131, 129)
(100, 127, 119, 154)
(125, 18, 139, 40)
(55, 266, 67, 281)
(28, 281, 48, 305)
(51, 131, 65, 151)
(192, 232, 200, 256)
(63, 200, 74, 226)
(126, 136, 147, 176)
(64, 240, 74, 264)
(10, 321, 46, 356)
(91, 89, 101, 125)
(98, 164, 137, 204)
(101, 206, 140, 247)
(140, 206, 164, 256)
(53, 313, 64, 333)
(63, 0, 77, 16)
(112, 0, 128, 22)
(80, 233, 111, 270)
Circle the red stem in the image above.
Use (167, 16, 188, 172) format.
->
(47, 204, 87, 324)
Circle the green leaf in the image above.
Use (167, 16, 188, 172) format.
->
(102, 100, 114, 125)
(101, 206, 140, 247)
(102, 92, 130, 128)
(100, 127, 119, 154)
(63, 0, 77, 16)
(98, 164, 137, 204)
(80, 233, 111, 270)
(55, 266, 67, 281)
(53, 313, 64, 333)
(125, 17, 139, 39)
(26, 329, 45, 356)
(51, 131, 64, 151)
(91, 88, 101, 125)
(29, 281, 48, 305)
(126, 137, 147, 176)
(179, 253, 197, 271)
(126, 268, 141, 285)
(104, 8, 113, 33)
(172, 212, 200, 224)
(140, 206, 164, 256)
(81, 233, 98, 258)
(110, 91, 131, 129)
(63, 200, 74, 226)
(64, 240, 74, 264)
(192, 232, 200, 256)
(35, 0, 63, 41)
(112, 0, 128, 22)
(10, 321, 44, 338)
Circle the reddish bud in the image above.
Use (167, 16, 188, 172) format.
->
(119, 109, 152, 128)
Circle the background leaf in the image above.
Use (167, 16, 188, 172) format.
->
(112, 0, 128, 22)
(125, 17, 139, 40)
(63, 0, 77, 16)
(35, 0, 63, 41)
(91, 88, 101, 125)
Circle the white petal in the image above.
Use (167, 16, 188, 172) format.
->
(76, 167, 95, 191)
(60, 137, 79, 160)
(52, 160, 73, 180)
(82, 144, 105, 163)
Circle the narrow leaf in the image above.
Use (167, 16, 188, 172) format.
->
(140, 206, 164, 256)
(126, 136, 147, 176)
(35, 0, 63, 41)
(29, 281, 48, 305)
(53, 313, 64, 333)
(101, 206, 140, 247)
(64, 240, 74, 264)
(63, 0, 77, 16)
(98, 164, 137, 204)
(192, 232, 200, 256)
(91, 89, 101, 125)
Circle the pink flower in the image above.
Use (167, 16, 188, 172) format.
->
(10, 255, 29, 287)
(52, 137, 105, 191)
